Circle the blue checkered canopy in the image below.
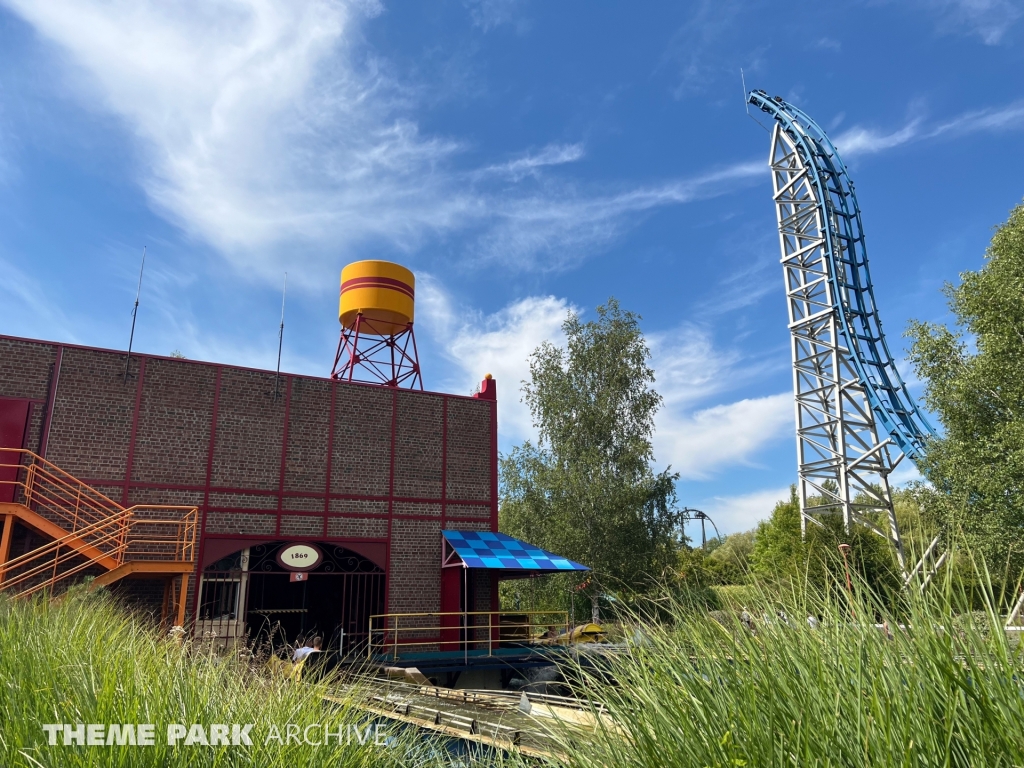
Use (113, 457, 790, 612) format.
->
(443, 530, 589, 572)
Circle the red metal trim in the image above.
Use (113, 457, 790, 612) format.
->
(0, 334, 480, 400)
(330, 318, 422, 389)
(189, 508, 401, 522)
(441, 397, 448, 529)
(340, 275, 414, 298)
(38, 345, 63, 460)
(274, 376, 292, 538)
(323, 379, 337, 537)
(0, 395, 45, 404)
(22, 401, 35, 451)
(122, 356, 146, 505)
(490, 398, 498, 532)
(74, 478, 489, 507)
(193, 365, 222, 616)
(348, 314, 362, 383)
(200, 532, 389, 542)
(204, 507, 306, 515)
(384, 387, 397, 614)
(373, 514, 443, 521)
(408, 322, 424, 390)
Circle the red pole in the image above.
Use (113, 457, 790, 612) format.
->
(348, 315, 362, 383)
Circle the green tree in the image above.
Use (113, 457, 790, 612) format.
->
(703, 531, 756, 585)
(906, 201, 1024, 580)
(750, 486, 901, 597)
(674, 532, 755, 590)
(499, 299, 682, 618)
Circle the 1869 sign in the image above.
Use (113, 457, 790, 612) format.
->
(275, 543, 323, 572)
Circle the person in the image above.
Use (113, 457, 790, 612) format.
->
(291, 635, 310, 662)
(740, 608, 754, 633)
(294, 636, 322, 662)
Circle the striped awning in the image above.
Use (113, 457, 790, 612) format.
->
(442, 530, 589, 572)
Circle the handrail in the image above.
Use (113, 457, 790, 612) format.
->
(0, 449, 124, 535)
(0, 510, 134, 598)
(368, 610, 571, 660)
(0, 448, 199, 597)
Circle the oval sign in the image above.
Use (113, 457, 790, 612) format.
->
(276, 543, 323, 572)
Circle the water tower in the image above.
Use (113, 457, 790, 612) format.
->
(330, 260, 423, 389)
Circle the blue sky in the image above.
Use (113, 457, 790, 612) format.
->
(1, 1, 1022, 536)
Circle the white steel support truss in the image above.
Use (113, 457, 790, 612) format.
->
(769, 123, 907, 576)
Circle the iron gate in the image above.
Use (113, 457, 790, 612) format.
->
(196, 542, 384, 658)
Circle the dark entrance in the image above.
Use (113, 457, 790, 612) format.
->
(198, 542, 384, 658)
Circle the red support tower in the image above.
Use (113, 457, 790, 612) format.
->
(329, 260, 423, 389)
(330, 314, 422, 389)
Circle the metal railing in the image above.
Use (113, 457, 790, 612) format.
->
(368, 610, 570, 660)
(0, 448, 198, 598)
(1, 448, 127, 537)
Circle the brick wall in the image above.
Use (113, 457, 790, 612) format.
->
(0, 338, 57, 401)
(284, 377, 330, 497)
(0, 335, 497, 620)
(46, 348, 139, 480)
(211, 368, 285, 491)
(446, 398, 492, 501)
(132, 358, 215, 487)
(389, 518, 442, 615)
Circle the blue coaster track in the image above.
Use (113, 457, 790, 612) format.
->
(748, 91, 936, 463)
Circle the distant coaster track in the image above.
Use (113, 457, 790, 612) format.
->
(747, 90, 941, 582)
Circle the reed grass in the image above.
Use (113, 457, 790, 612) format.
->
(552, 567, 1024, 767)
(7, 569, 1022, 766)
(0, 587, 445, 767)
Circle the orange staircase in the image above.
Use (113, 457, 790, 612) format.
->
(0, 448, 198, 626)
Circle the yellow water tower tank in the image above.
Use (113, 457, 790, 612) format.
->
(338, 260, 415, 336)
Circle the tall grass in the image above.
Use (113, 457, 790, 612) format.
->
(552, 567, 1024, 767)
(9, 572, 1023, 767)
(0, 588, 438, 767)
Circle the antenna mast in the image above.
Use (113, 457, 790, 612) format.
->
(124, 246, 146, 384)
(274, 272, 287, 400)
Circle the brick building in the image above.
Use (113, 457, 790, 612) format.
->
(0, 334, 499, 654)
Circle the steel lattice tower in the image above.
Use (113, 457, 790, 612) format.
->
(749, 91, 941, 581)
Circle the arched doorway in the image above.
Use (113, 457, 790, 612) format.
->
(197, 542, 384, 658)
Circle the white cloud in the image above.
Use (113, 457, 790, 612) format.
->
(0, 256, 80, 342)
(649, 326, 743, 408)
(831, 99, 1024, 159)
(929, 101, 1024, 137)
(913, 0, 1022, 44)
(660, 0, 744, 99)
(473, 160, 764, 271)
(814, 37, 842, 52)
(481, 143, 586, 181)
(425, 291, 792, 478)
(465, 0, 528, 32)
(649, 326, 792, 480)
(1, 0, 477, 284)
(654, 392, 793, 480)
(833, 118, 924, 156)
(1, 1, 772, 282)
(421, 283, 793, 474)
(417, 280, 572, 441)
(700, 485, 792, 535)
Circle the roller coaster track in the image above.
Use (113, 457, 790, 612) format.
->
(747, 91, 943, 584)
